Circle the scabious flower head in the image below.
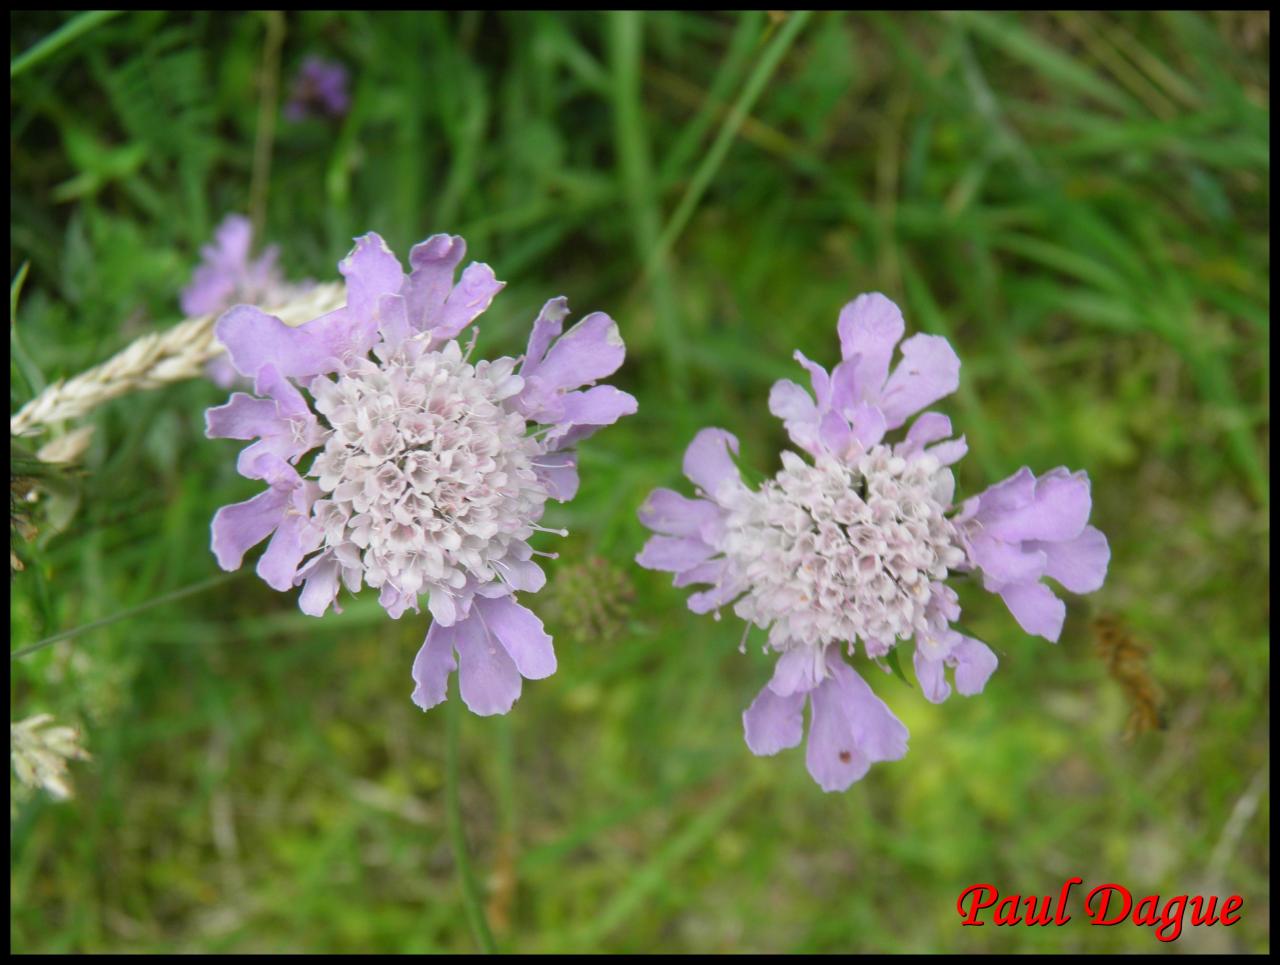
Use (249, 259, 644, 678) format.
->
(637, 293, 1109, 791)
(284, 56, 350, 121)
(182, 214, 286, 318)
(183, 214, 312, 388)
(207, 233, 636, 715)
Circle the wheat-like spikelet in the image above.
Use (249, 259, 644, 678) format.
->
(10, 282, 345, 438)
(10, 713, 91, 801)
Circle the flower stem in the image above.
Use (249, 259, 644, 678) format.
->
(446, 696, 498, 954)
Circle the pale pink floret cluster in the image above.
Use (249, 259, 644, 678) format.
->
(637, 293, 1109, 791)
(207, 233, 635, 716)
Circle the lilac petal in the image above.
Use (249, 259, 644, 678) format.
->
(904, 412, 953, 450)
(516, 374, 565, 422)
(974, 467, 1037, 520)
(767, 379, 815, 422)
(1032, 524, 1109, 594)
(427, 586, 459, 626)
(998, 580, 1066, 642)
(209, 214, 252, 258)
(951, 637, 998, 696)
(256, 508, 320, 592)
(243, 369, 323, 467)
(297, 554, 342, 617)
(828, 357, 858, 415)
(848, 401, 887, 450)
(523, 296, 570, 374)
(235, 435, 303, 480)
(545, 425, 629, 455)
(453, 611, 523, 715)
(517, 381, 563, 422)
(404, 234, 467, 332)
(681, 428, 740, 500)
(638, 488, 722, 539)
(768, 379, 820, 453)
(878, 334, 961, 429)
(473, 581, 508, 601)
(205, 393, 279, 440)
(183, 272, 236, 318)
(205, 355, 242, 390)
(687, 580, 742, 614)
(862, 635, 894, 659)
(477, 595, 556, 680)
(534, 450, 579, 502)
(236, 454, 295, 491)
(968, 533, 1047, 585)
(927, 436, 968, 467)
(935, 469, 957, 507)
(673, 558, 725, 589)
(217, 305, 333, 380)
(182, 215, 254, 316)
(246, 245, 283, 299)
(211, 487, 289, 570)
(339, 233, 405, 334)
(382, 583, 420, 620)
(433, 262, 504, 342)
(254, 363, 309, 417)
(913, 648, 951, 704)
(635, 535, 714, 573)
(827, 660, 910, 762)
(986, 469, 1091, 544)
(818, 410, 853, 455)
(297, 305, 378, 366)
(562, 385, 638, 425)
(836, 293, 905, 403)
(497, 557, 546, 594)
(742, 685, 805, 756)
(805, 676, 873, 792)
(533, 312, 626, 393)
(793, 351, 831, 408)
(411, 620, 458, 711)
(375, 293, 412, 351)
(546, 386, 638, 444)
(769, 647, 823, 697)
(954, 496, 980, 524)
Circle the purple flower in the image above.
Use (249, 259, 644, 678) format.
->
(284, 56, 350, 121)
(637, 293, 1107, 791)
(183, 214, 311, 389)
(206, 232, 636, 716)
(182, 215, 285, 319)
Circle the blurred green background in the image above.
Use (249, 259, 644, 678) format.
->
(9, 10, 1269, 953)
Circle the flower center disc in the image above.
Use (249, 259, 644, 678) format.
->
(307, 341, 547, 597)
(720, 445, 964, 654)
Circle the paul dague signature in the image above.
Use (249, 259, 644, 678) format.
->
(957, 878, 1244, 943)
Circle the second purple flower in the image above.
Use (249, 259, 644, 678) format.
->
(637, 293, 1109, 792)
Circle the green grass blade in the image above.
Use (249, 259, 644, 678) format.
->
(11, 10, 122, 79)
